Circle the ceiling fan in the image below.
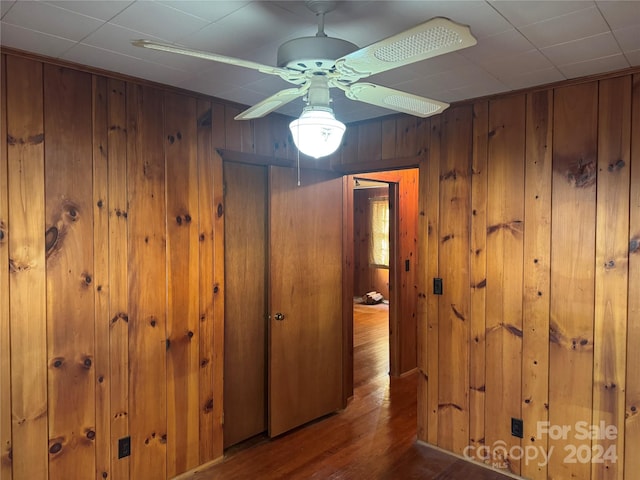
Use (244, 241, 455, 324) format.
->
(133, 0, 477, 157)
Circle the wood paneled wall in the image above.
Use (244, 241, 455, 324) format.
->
(0, 50, 306, 480)
(414, 73, 640, 480)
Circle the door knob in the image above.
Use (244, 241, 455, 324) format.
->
(274, 312, 285, 321)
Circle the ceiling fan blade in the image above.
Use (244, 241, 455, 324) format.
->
(344, 82, 448, 118)
(234, 85, 310, 120)
(132, 39, 304, 83)
(334, 17, 476, 79)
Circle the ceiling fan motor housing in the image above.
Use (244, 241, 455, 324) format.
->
(277, 36, 359, 72)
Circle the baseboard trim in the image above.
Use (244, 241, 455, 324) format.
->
(415, 440, 526, 480)
(170, 456, 224, 480)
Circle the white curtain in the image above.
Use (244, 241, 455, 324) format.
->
(369, 197, 389, 268)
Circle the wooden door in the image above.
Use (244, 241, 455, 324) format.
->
(223, 161, 268, 448)
(269, 166, 343, 437)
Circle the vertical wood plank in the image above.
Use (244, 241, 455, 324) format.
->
(521, 90, 553, 480)
(165, 92, 200, 477)
(398, 169, 419, 374)
(126, 83, 167, 480)
(357, 121, 382, 163)
(396, 116, 418, 158)
(211, 149, 225, 461)
(469, 100, 488, 453)
(437, 106, 472, 454)
(197, 99, 216, 464)
(342, 175, 355, 403)
(44, 63, 96, 479)
(6, 55, 48, 480)
(0, 53, 12, 480)
(223, 161, 267, 448)
(548, 82, 598, 480)
(417, 148, 429, 442)
(92, 74, 111, 480)
(592, 76, 631, 480)
(212, 102, 226, 149)
(416, 119, 430, 441)
(426, 116, 441, 445)
(485, 95, 525, 475)
(381, 118, 397, 160)
(107, 78, 129, 479)
(625, 72, 640, 480)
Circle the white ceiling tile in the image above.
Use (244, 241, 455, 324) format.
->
(490, 1, 594, 27)
(157, 1, 249, 22)
(626, 48, 640, 65)
(558, 53, 629, 78)
(1, 1, 16, 19)
(407, 52, 470, 76)
(2, 1, 104, 41)
(0, 21, 76, 57)
(109, 0, 209, 43)
(481, 49, 556, 79)
(123, 58, 191, 86)
(519, 6, 610, 48)
(177, 71, 236, 97)
(83, 22, 164, 60)
(45, 1, 134, 21)
(500, 67, 566, 90)
(613, 24, 640, 52)
(596, 0, 640, 30)
(63, 42, 138, 72)
(460, 28, 535, 64)
(541, 32, 621, 65)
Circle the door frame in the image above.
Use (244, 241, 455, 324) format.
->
(343, 169, 414, 403)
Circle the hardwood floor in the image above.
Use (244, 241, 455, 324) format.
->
(189, 302, 511, 480)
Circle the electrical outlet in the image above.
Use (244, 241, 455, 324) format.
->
(118, 436, 131, 459)
(511, 418, 524, 438)
(433, 278, 443, 295)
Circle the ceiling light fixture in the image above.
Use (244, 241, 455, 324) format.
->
(289, 76, 345, 159)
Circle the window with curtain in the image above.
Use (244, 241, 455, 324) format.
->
(369, 196, 389, 268)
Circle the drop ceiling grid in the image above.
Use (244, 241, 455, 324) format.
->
(0, 0, 638, 123)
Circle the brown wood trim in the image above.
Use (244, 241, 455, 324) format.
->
(334, 155, 422, 174)
(217, 148, 336, 173)
(217, 148, 294, 168)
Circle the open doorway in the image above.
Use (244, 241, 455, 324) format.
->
(353, 178, 391, 386)
(343, 167, 419, 402)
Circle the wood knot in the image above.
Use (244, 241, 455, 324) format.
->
(102, 472, 108, 479)
(86, 430, 96, 440)
(83, 357, 92, 369)
(184, 214, 191, 223)
(176, 131, 182, 140)
(49, 442, 63, 455)
(604, 260, 615, 269)
(217, 203, 224, 218)
(176, 216, 182, 225)
(204, 398, 214, 413)
(150, 318, 157, 327)
(84, 275, 92, 285)
(199, 233, 205, 241)
(201, 358, 210, 367)
(213, 284, 220, 294)
(52, 357, 64, 368)
(168, 135, 175, 144)
(98, 375, 104, 383)
(565, 158, 596, 188)
(607, 159, 625, 172)
(630, 237, 639, 254)
(97, 200, 104, 208)
(187, 330, 194, 339)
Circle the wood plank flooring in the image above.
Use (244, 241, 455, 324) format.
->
(187, 302, 511, 480)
